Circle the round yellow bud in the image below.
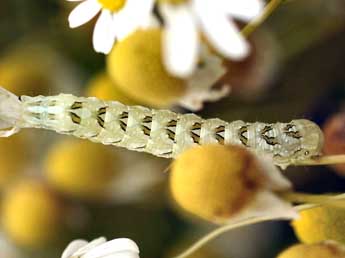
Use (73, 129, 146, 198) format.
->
(170, 144, 264, 223)
(1, 180, 62, 248)
(292, 206, 345, 244)
(107, 29, 186, 107)
(277, 242, 345, 258)
(86, 72, 137, 105)
(0, 58, 50, 96)
(0, 134, 29, 189)
(44, 139, 118, 199)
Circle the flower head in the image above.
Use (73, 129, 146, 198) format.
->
(2, 180, 62, 248)
(107, 28, 227, 110)
(67, 0, 154, 54)
(292, 204, 345, 244)
(62, 237, 140, 258)
(158, 0, 265, 78)
(277, 241, 345, 258)
(86, 72, 138, 105)
(44, 139, 119, 199)
(170, 144, 297, 224)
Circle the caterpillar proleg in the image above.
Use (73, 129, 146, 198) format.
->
(0, 87, 323, 168)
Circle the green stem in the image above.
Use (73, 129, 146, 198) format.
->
(295, 193, 345, 211)
(241, 0, 283, 37)
(171, 192, 345, 258)
(170, 215, 287, 258)
(293, 154, 345, 166)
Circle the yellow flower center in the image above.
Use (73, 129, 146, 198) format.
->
(97, 0, 126, 12)
(157, 0, 187, 5)
(107, 28, 186, 107)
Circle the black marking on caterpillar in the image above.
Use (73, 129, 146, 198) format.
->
(97, 107, 107, 128)
(70, 112, 81, 124)
(239, 126, 249, 146)
(71, 101, 83, 110)
(17, 93, 324, 168)
(261, 125, 278, 146)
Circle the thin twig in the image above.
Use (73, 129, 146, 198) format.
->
(295, 193, 345, 211)
(171, 215, 287, 258)
(241, 0, 283, 37)
(172, 193, 345, 258)
(293, 154, 345, 166)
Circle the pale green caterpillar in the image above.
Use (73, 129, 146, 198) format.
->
(0, 87, 323, 168)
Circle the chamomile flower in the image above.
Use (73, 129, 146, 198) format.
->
(107, 28, 228, 110)
(67, 0, 154, 54)
(61, 237, 140, 258)
(170, 144, 297, 224)
(158, 0, 265, 78)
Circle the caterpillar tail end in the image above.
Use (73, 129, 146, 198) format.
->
(0, 86, 23, 137)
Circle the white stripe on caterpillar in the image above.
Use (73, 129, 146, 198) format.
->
(0, 87, 324, 168)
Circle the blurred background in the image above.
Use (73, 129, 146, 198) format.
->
(0, 0, 345, 258)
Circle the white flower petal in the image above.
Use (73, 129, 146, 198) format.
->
(93, 10, 116, 54)
(222, 0, 265, 20)
(68, 0, 101, 28)
(178, 45, 228, 110)
(161, 4, 199, 78)
(101, 251, 140, 258)
(228, 190, 298, 224)
(61, 240, 88, 258)
(133, 0, 155, 26)
(67, 0, 83, 2)
(115, 0, 155, 40)
(73, 237, 107, 256)
(194, 1, 249, 60)
(83, 239, 139, 258)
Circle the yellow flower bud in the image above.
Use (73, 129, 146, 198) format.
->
(0, 58, 50, 96)
(292, 205, 345, 244)
(0, 43, 81, 96)
(107, 29, 186, 107)
(0, 134, 30, 189)
(86, 72, 137, 105)
(170, 144, 294, 223)
(44, 139, 119, 199)
(277, 241, 345, 258)
(1, 180, 62, 248)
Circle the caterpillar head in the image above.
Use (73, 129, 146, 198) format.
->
(274, 119, 324, 169)
(294, 119, 324, 159)
(277, 119, 324, 169)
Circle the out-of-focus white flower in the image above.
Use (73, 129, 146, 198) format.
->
(67, 0, 154, 54)
(159, 0, 265, 78)
(61, 237, 140, 258)
(178, 45, 229, 110)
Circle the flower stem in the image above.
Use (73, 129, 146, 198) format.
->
(279, 192, 333, 204)
(296, 193, 345, 210)
(293, 154, 345, 166)
(281, 192, 345, 210)
(170, 215, 288, 258)
(171, 192, 345, 258)
(241, 0, 283, 37)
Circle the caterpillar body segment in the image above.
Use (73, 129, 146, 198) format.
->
(0, 87, 324, 168)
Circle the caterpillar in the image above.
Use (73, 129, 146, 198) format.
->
(0, 87, 323, 168)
